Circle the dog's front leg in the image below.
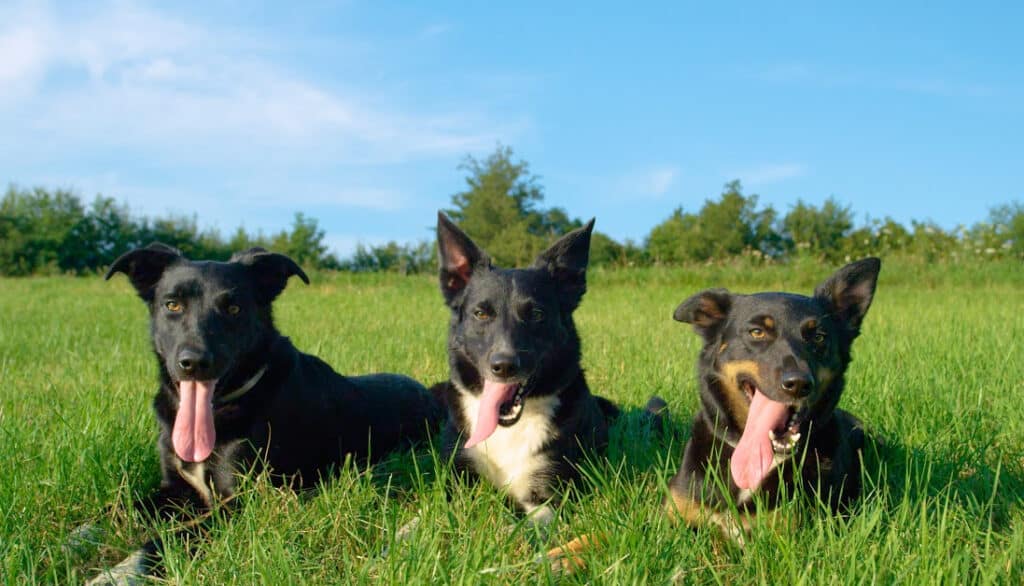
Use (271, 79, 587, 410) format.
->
(87, 460, 219, 585)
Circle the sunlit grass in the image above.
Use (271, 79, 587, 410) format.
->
(1, 259, 1022, 584)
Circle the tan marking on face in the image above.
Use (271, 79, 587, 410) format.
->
(717, 359, 763, 426)
(718, 342, 729, 354)
(805, 319, 817, 331)
(763, 316, 775, 330)
(817, 366, 835, 390)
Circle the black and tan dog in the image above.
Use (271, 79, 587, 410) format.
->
(432, 213, 620, 525)
(91, 243, 442, 583)
(666, 258, 880, 540)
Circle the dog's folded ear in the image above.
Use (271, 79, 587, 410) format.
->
(814, 257, 881, 333)
(437, 212, 490, 305)
(105, 243, 184, 302)
(232, 248, 310, 303)
(673, 288, 733, 342)
(534, 219, 595, 311)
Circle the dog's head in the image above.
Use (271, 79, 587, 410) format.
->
(106, 243, 308, 462)
(436, 212, 594, 448)
(673, 257, 880, 490)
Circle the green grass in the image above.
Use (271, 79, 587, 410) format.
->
(1, 260, 1023, 584)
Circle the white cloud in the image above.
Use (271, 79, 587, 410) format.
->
(608, 165, 680, 200)
(0, 4, 52, 101)
(419, 23, 453, 39)
(0, 26, 46, 86)
(0, 1, 513, 170)
(646, 166, 679, 196)
(0, 1, 523, 257)
(730, 163, 806, 186)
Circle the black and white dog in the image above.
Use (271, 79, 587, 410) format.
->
(432, 213, 619, 524)
(91, 243, 443, 583)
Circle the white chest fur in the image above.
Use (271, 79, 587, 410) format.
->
(174, 459, 212, 506)
(458, 389, 560, 511)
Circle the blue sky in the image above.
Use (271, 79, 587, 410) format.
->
(1, 1, 1021, 256)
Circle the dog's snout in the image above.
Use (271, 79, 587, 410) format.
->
(488, 353, 519, 378)
(177, 348, 212, 376)
(780, 370, 814, 397)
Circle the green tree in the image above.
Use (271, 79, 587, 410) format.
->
(61, 196, 141, 273)
(587, 233, 648, 268)
(446, 145, 554, 266)
(228, 226, 271, 252)
(270, 212, 340, 270)
(646, 181, 778, 263)
(346, 240, 434, 274)
(698, 181, 778, 259)
(781, 197, 854, 261)
(139, 214, 210, 259)
(906, 220, 959, 262)
(646, 207, 701, 263)
(0, 186, 86, 275)
(975, 201, 1024, 259)
(841, 216, 912, 260)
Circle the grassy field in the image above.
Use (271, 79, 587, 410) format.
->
(1, 260, 1023, 584)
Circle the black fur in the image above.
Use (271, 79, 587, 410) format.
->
(433, 213, 618, 522)
(667, 258, 880, 533)
(101, 243, 443, 575)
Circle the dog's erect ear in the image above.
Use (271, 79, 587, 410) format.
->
(105, 243, 183, 302)
(673, 288, 733, 341)
(814, 257, 881, 331)
(232, 248, 310, 303)
(533, 219, 595, 311)
(437, 212, 490, 305)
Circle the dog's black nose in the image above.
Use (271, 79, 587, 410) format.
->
(177, 349, 212, 375)
(781, 371, 813, 397)
(489, 353, 519, 378)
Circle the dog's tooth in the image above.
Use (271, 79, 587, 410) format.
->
(790, 432, 801, 443)
(768, 429, 777, 442)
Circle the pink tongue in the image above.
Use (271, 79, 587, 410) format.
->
(730, 390, 790, 490)
(172, 380, 217, 462)
(464, 380, 519, 449)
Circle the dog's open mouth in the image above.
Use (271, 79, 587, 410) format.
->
(732, 379, 806, 490)
(497, 385, 527, 426)
(464, 380, 528, 449)
(739, 380, 802, 453)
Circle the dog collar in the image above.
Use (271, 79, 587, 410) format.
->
(215, 366, 268, 405)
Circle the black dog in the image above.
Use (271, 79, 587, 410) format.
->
(432, 213, 619, 525)
(666, 258, 880, 540)
(93, 243, 442, 582)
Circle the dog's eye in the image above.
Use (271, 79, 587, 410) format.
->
(530, 308, 545, 322)
(227, 304, 241, 316)
(813, 331, 827, 345)
(165, 300, 183, 313)
(473, 308, 492, 321)
(749, 328, 766, 340)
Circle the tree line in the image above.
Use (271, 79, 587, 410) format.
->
(1, 146, 1021, 276)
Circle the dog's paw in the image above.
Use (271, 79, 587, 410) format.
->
(541, 533, 605, 575)
(85, 549, 149, 586)
(63, 522, 106, 557)
(380, 515, 421, 559)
